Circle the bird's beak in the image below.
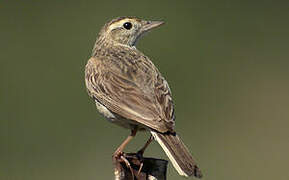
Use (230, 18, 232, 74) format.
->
(141, 20, 164, 33)
(133, 20, 164, 46)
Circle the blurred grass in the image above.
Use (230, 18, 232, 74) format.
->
(0, 0, 288, 180)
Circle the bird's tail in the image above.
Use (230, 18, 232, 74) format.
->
(150, 131, 202, 178)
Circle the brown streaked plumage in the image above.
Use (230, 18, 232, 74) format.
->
(85, 17, 202, 178)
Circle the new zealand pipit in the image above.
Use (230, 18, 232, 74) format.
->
(85, 17, 202, 178)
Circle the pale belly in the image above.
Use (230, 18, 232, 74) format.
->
(95, 100, 147, 131)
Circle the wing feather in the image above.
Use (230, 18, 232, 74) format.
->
(85, 57, 175, 132)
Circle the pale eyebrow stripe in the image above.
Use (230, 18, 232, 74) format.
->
(108, 19, 130, 31)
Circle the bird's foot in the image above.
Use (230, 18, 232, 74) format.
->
(135, 150, 144, 176)
(113, 149, 124, 160)
(113, 151, 135, 179)
(120, 155, 135, 180)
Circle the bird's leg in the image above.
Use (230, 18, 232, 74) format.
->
(113, 128, 138, 159)
(137, 135, 153, 156)
(113, 128, 138, 179)
(136, 135, 153, 175)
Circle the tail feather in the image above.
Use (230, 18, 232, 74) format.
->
(151, 131, 202, 178)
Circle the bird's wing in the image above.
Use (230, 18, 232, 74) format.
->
(85, 57, 175, 133)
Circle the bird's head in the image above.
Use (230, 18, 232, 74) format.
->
(98, 17, 164, 47)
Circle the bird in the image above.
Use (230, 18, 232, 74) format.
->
(85, 16, 202, 178)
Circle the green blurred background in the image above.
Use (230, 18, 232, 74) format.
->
(1, 0, 288, 179)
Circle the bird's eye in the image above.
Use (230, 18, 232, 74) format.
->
(123, 22, 132, 30)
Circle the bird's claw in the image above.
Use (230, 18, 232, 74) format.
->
(120, 155, 135, 180)
(135, 151, 144, 175)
